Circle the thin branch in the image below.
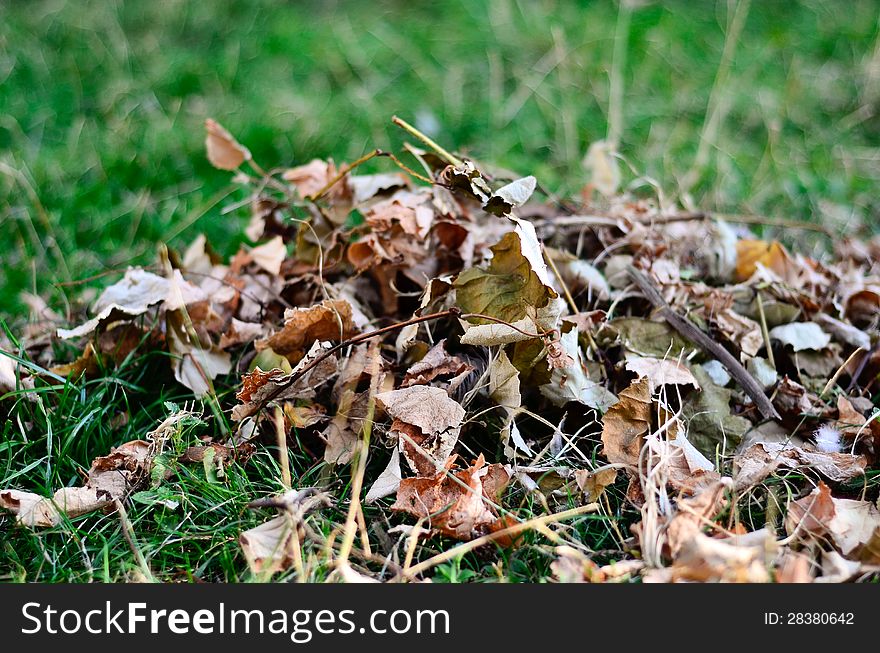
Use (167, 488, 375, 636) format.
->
(626, 266, 781, 421)
(391, 116, 464, 168)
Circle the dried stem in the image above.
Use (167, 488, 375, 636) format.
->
(391, 115, 464, 168)
(273, 405, 292, 489)
(627, 266, 780, 421)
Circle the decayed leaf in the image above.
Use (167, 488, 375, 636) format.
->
(205, 118, 251, 171)
(713, 309, 763, 359)
(551, 255, 610, 300)
(232, 341, 339, 421)
(459, 297, 564, 346)
(734, 442, 866, 488)
(661, 479, 732, 558)
(769, 322, 831, 352)
(785, 482, 880, 558)
(239, 516, 297, 575)
(668, 530, 773, 583)
(600, 378, 652, 467)
(601, 318, 694, 358)
(258, 299, 356, 364)
(166, 311, 231, 397)
(814, 313, 871, 350)
(624, 356, 699, 393)
(365, 190, 435, 239)
(402, 340, 473, 387)
(391, 455, 510, 540)
(0, 351, 28, 394)
(322, 388, 369, 465)
(836, 396, 869, 440)
(681, 366, 751, 457)
(648, 428, 719, 495)
(349, 172, 409, 204)
(240, 488, 332, 575)
(283, 159, 335, 198)
(747, 356, 778, 389)
(541, 328, 617, 411)
(376, 386, 466, 475)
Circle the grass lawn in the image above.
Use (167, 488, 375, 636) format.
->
(1, 0, 878, 582)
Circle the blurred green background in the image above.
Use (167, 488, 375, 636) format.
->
(2, 0, 879, 318)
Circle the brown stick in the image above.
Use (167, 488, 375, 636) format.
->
(627, 266, 780, 421)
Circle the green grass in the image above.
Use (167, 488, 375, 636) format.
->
(1, 0, 879, 582)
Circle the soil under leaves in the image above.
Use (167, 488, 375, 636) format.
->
(2, 118, 879, 583)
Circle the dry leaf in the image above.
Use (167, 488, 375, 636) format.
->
(365, 448, 402, 504)
(483, 175, 537, 216)
(232, 341, 339, 421)
(376, 386, 466, 475)
(391, 455, 510, 540)
(669, 530, 772, 582)
(402, 340, 473, 387)
(57, 268, 201, 339)
(249, 236, 287, 276)
(489, 349, 531, 456)
(258, 299, 356, 364)
(785, 482, 880, 558)
(624, 356, 699, 393)
(583, 140, 620, 197)
(734, 442, 866, 488)
(601, 378, 652, 467)
(1, 439, 153, 527)
(575, 468, 618, 503)
(540, 328, 617, 411)
(769, 322, 831, 352)
(735, 239, 792, 281)
(205, 118, 251, 170)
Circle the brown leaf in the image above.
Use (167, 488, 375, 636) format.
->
(600, 378, 652, 467)
(239, 516, 298, 575)
(734, 442, 867, 488)
(249, 236, 287, 276)
(668, 530, 772, 582)
(232, 342, 339, 421)
(735, 239, 792, 282)
(575, 468, 618, 503)
(402, 340, 473, 387)
(784, 481, 880, 558)
(377, 385, 466, 475)
(205, 118, 251, 171)
(391, 455, 510, 540)
(663, 479, 732, 557)
(258, 299, 356, 365)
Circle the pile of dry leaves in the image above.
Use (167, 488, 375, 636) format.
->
(2, 116, 879, 582)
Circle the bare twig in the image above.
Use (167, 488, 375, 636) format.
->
(626, 266, 780, 421)
(391, 116, 464, 167)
